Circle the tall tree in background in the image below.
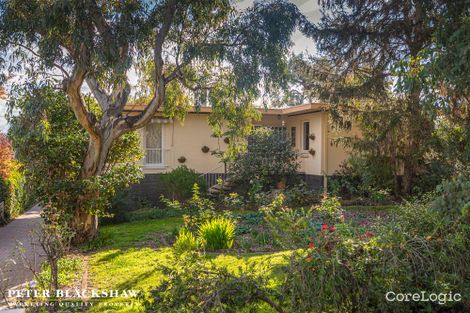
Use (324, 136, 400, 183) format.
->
(296, 0, 469, 194)
(0, 0, 309, 242)
(412, 2, 470, 167)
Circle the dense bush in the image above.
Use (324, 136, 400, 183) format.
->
(230, 127, 299, 193)
(261, 194, 345, 249)
(198, 217, 236, 250)
(0, 165, 31, 223)
(0, 133, 32, 223)
(101, 191, 153, 224)
(283, 182, 321, 208)
(329, 157, 396, 201)
(431, 172, 470, 221)
(161, 166, 207, 201)
(282, 196, 469, 313)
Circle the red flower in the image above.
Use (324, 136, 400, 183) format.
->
(365, 231, 374, 238)
(330, 226, 336, 232)
(308, 242, 315, 248)
(321, 224, 329, 230)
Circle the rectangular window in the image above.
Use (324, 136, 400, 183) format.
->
(303, 121, 310, 150)
(272, 126, 287, 138)
(144, 122, 163, 165)
(291, 127, 296, 147)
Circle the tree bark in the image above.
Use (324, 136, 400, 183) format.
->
(71, 133, 115, 244)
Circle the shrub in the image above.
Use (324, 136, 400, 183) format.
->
(181, 184, 233, 232)
(262, 194, 314, 249)
(230, 127, 299, 192)
(0, 165, 31, 223)
(281, 197, 470, 313)
(198, 218, 236, 250)
(174, 228, 200, 253)
(102, 191, 152, 224)
(161, 166, 207, 201)
(283, 182, 321, 208)
(431, 172, 470, 222)
(314, 194, 344, 226)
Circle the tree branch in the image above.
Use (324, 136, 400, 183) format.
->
(64, 65, 99, 139)
(86, 76, 110, 111)
(16, 43, 70, 78)
(118, 0, 177, 134)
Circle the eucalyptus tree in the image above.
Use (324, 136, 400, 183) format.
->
(0, 0, 310, 242)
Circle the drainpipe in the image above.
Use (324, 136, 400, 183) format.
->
(321, 111, 329, 193)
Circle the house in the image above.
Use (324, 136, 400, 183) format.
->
(124, 103, 359, 203)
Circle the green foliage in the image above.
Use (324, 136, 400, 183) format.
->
(173, 228, 200, 254)
(329, 157, 396, 201)
(315, 195, 344, 226)
(431, 173, 470, 222)
(161, 166, 207, 201)
(283, 181, 321, 208)
(262, 194, 314, 249)
(140, 253, 281, 313)
(198, 218, 236, 250)
(0, 165, 31, 222)
(0, 0, 309, 167)
(279, 195, 470, 313)
(221, 192, 245, 211)
(7, 86, 143, 224)
(292, 1, 469, 196)
(38, 257, 83, 289)
(178, 184, 233, 232)
(230, 127, 299, 192)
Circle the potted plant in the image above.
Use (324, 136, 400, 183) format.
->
(201, 145, 210, 153)
(223, 137, 230, 144)
(309, 149, 316, 156)
(309, 133, 316, 140)
(178, 156, 187, 163)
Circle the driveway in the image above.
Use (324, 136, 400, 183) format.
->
(0, 205, 44, 290)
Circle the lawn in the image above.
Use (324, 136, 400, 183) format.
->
(77, 217, 290, 312)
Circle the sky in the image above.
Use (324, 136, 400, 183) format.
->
(0, 0, 321, 132)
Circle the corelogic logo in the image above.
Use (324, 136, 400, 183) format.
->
(386, 291, 462, 305)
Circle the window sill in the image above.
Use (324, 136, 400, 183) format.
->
(143, 164, 167, 169)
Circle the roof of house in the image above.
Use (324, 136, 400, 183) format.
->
(123, 102, 328, 117)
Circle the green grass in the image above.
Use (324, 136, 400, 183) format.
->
(79, 217, 288, 312)
(83, 217, 182, 250)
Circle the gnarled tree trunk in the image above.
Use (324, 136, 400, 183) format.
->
(71, 135, 114, 244)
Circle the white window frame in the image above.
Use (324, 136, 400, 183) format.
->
(143, 122, 164, 167)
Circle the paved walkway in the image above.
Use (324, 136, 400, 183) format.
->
(0, 205, 44, 290)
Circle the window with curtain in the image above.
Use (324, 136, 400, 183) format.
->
(144, 122, 163, 165)
(303, 121, 310, 150)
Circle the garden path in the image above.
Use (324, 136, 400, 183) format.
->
(0, 205, 44, 291)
